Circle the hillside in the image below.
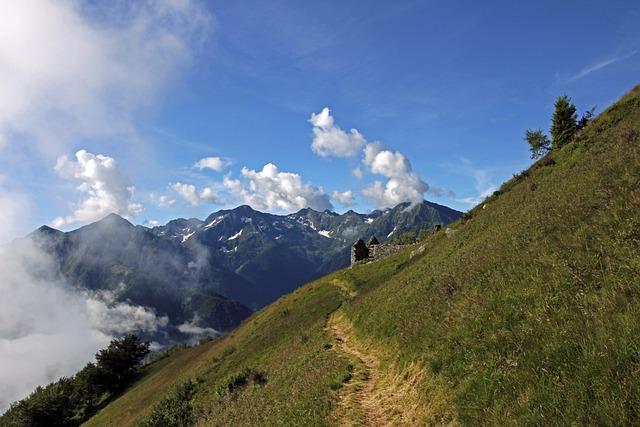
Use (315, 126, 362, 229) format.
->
(73, 85, 640, 425)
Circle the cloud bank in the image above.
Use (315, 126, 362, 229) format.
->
(52, 150, 143, 228)
(0, 238, 170, 412)
(224, 163, 333, 212)
(0, 0, 210, 153)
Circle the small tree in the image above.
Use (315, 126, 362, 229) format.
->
(95, 334, 150, 392)
(524, 128, 551, 159)
(550, 95, 578, 149)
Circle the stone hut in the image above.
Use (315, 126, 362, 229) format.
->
(367, 236, 380, 246)
(351, 239, 369, 264)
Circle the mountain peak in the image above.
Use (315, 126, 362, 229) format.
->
(95, 212, 133, 228)
(232, 205, 257, 214)
(36, 224, 60, 234)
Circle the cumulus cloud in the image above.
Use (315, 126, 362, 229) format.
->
(150, 194, 176, 208)
(223, 163, 333, 212)
(307, 108, 442, 208)
(331, 190, 355, 206)
(171, 182, 218, 206)
(52, 150, 142, 228)
(309, 107, 366, 157)
(361, 142, 429, 207)
(0, 0, 211, 154)
(194, 156, 229, 172)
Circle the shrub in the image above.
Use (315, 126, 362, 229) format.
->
(139, 380, 200, 427)
(392, 231, 417, 245)
(216, 368, 268, 397)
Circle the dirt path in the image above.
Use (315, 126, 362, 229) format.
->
(328, 311, 387, 426)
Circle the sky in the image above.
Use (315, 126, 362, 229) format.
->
(1, 0, 639, 241)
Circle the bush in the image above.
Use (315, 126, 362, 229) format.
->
(216, 368, 268, 397)
(392, 231, 416, 245)
(139, 380, 200, 427)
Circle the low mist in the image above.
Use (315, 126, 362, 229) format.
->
(0, 238, 169, 412)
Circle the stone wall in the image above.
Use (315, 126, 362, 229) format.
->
(350, 241, 410, 267)
(369, 243, 406, 261)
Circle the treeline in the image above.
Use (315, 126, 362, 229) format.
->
(1, 334, 150, 427)
(525, 95, 595, 158)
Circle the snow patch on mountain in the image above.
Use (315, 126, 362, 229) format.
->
(228, 229, 243, 240)
(203, 215, 225, 229)
(181, 230, 195, 242)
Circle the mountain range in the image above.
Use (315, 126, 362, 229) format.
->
(27, 200, 461, 343)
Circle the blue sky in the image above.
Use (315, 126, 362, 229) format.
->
(1, 0, 639, 241)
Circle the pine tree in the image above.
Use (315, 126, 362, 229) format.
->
(550, 95, 578, 149)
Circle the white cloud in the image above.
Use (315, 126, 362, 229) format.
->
(309, 107, 366, 157)
(171, 183, 199, 206)
(52, 150, 143, 228)
(307, 107, 438, 208)
(223, 163, 333, 212)
(194, 157, 228, 172)
(171, 182, 219, 206)
(331, 190, 355, 206)
(0, 190, 31, 244)
(0, 239, 172, 412)
(199, 187, 218, 203)
(84, 289, 169, 336)
(0, 0, 211, 154)
(568, 50, 638, 82)
(158, 195, 176, 207)
(454, 160, 498, 207)
(177, 321, 219, 336)
(150, 194, 176, 208)
(362, 143, 429, 207)
(458, 185, 497, 206)
(144, 219, 161, 227)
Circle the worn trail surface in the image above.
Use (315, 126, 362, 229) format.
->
(328, 311, 387, 426)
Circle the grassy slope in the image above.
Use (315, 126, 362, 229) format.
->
(84, 85, 640, 426)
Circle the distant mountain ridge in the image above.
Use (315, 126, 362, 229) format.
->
(28, 200, 461, 344)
